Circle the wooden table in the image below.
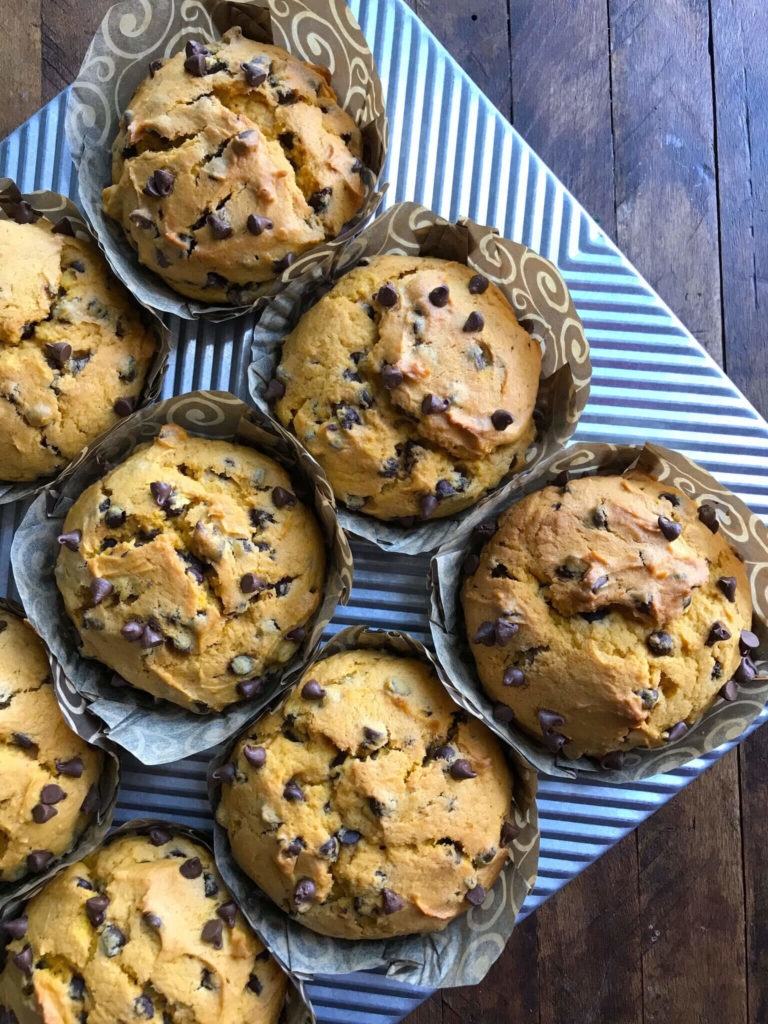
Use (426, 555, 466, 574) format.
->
(1, 2, 766, 1022)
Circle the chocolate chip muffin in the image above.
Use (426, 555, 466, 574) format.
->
(0, 211, 157, 482)
(54, 424, 326, 712)
(462, 471, 756, 763)
(102, 27, 366, 304)
(270, 254, 541, 522)
(0, 830, 286, 1024)
(216, 648, 520, 939)
(0, 610, 103, 882)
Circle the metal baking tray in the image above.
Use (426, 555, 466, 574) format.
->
(2, 0, 767, 1020)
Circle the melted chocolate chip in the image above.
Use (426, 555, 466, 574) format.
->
(647, 631, 674, 656)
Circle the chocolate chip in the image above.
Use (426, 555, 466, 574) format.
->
(734, 657, 757, 684)
(215, 901, 237, 930)
(739, 630, 759, 656)
(473, 519, 498, 541)
(698, 502, 719, 533)
(706, 621, 731, 646)
(550, 470, 570, 488)
(237, 677, 264, 699)
(492, 703, 515, 723)
(206, 272, 228, 289)
(142, 912, 162, 930)
(134, 995, 154, 1019)
(283, 779, 304, 802)
(378, 889, 404, 915)
(1, 917, 27, 941)
(380, 364, 404, 389)
(301, 679, 325, 700)
(592, 507, 608, 528)
(179, 857, 202, 879)
(57, 530, 81, 551)
(647, 631, 674, 656)
(88, 577, 113, 606)
(12, 945, 33, 977)
(272, 486, 297, 508)
(240, 573, 267, 594)
(717, 576, 737, 602)
(44, 341, 72, 367)
(293, 878, 316, 907)
(421, 394, 450, 415)
(184, 52, 209, 76)
(79, 784, 99, 816)
(242, 59, 268, 86)
(148, 828, 171, 848)
(449, 759, 477, 780)
(495, 619, 519, 645)
(500, 821, 521, 846)
(429, 285, 449, 307)
(85, 895, 110, 927)
(207, 213, 232, 239)
(462, 310, 485, 333)
(465, 885, 486, 907)
(591, 575, 609, 594)
(120, 621, 143, 642)
(263, 378, 284, 402)
(113, 396, 136, 417)
(140, 623, 164, 648)
(201, 919, 223, 949)
(27, 850, 52, 873)
(376, 282, 398, 307)
(538, 709, 565, 733)
(666, 721, 688, 742)
(599, 751, 625, 770)
(419, 494, 438, 519)
(212, 763, 235, 784)
(338, 828, 361, 845)
(273, 252, 295, 273)
(247, 973, 263, 994)
(245, 214, 275, 240)
(720, 679, 739, 702)
(636, 688, 659, 710)
(32, 803, 57, 823)
(150, 481, 173, 507)
(244, 745, 266, 768)
(491, 409, 514, 431)
(41, 784, 65, 804)
(503, 666, 525, 687)
(186, 40, 210, 57)
(308, 187, 332, 212)
(105, 506, 126, 528)
(468, 274, 489, 294)
(100, 924, 125, 957)
(658, 515, 682, 541)
(143, 169, 174, 197)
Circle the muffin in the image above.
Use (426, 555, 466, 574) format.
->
(54, 423, 326, 712)
(0, 830, 286, 1024)
(103, 27, 366, 304)
(0, 211, 157, 482)
(216, 647, 520, 939)
(461, 470, 757, 762)
(270, 254, 541, 522)
(0, 610, 104, 882)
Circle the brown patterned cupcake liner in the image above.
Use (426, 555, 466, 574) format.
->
(10, 391, 353, 765)
(429, 441, 768, 781)
(250, 201, 591, 554)
(0, 178, 170, 506)
(208, 624, 539, 988)
(65, 0, 389, 321)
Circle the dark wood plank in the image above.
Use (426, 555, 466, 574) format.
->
(536, 839, 643, 1024)
(409, 0, 512, 117)
(710, 0, 768, 417)
(0, 0, 42, 142)
(609, 0, 723, 363)
(637, 751, 747, 1023)
(40, 0, 112, 106)
(739, 732, 768, 1024)
(508, 0, 617, 236)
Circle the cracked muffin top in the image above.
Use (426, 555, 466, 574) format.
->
(54, 424, 326, 713)
(216, 648, 521, 939)
(0, 830, 286, 1024)
(270, 254, 541, 522)
(102, 27, 365, 304)
(0, 610, 103, 882)
(0, 211, 157, 482)
(461, 471, 757, 762)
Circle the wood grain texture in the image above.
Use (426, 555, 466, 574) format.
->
(40, 0, 109, 106)
(0, 0, 42, 141)
(609, 0, 723, 363)
(710, 0, 768, 415)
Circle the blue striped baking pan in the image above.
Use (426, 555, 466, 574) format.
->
(2, 0, 767, 1020)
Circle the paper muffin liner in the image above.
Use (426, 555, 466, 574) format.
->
(209, 624, 539, 988)
(249, 201, 591, 555)
(429, 441, 768, 781)
(64, 0, 388, 321)
(0, 597, 120, 915)
(10, 390, 353, 765)
(0, 818, 315, 1024)
(0, 178, 171, 507)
